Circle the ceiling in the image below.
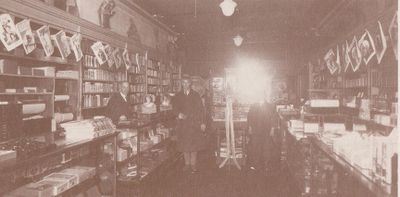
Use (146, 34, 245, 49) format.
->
(131, 0, 364, 76)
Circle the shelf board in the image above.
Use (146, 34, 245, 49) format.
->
(308, 88, 341, 92)
(147, 76, 159, 79)
(82, 106, 107, 110)
(0, 73, 54, 79)
(55, 77, 79, 81)
(0, 92, 52, 95)
(0, 51, 79, 66)
(83, 92, 116, 94)
(83, 79, 116, 83)
(147, 84, 158, 86)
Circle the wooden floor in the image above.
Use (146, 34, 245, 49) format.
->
(138, 150, 301, 197)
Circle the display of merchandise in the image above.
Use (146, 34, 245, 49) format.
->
(60, 117, 116, 141)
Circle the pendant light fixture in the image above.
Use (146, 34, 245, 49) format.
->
(219, 0, 237, 16)
(233, 34, 243, 46)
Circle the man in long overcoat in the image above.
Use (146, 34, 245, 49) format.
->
(172, 77, 206, 173)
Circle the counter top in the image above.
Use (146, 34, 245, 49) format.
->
(0, 132, 118, 171)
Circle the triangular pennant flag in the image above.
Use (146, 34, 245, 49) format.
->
(344, 41, 351, 72)
(358, 29, 376, 65)
(0, 14, 23, 51)
(136, 53, 141, 72)
(16, 19, 36, 54)
(375, 21, 387, 64)
(37, 25, 54, 57)
(113, 48, 123, 69)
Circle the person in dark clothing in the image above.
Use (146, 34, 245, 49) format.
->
(247, 95, 277, 172)
(106, 81, 131, 124)
(172, 77, 206, 173)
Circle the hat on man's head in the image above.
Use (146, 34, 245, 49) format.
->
(181, 74, 191, 82)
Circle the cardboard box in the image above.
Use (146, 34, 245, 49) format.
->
(44, 173, 78, 189)
(6, 181, 53, 197)
(32, 67, 55, 77)
(34, 179, 69, 196)
(18, 66, 32, 76)
(0, 59, 18, 74)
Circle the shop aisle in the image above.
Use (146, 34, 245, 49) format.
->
(139, 148, 301, 197)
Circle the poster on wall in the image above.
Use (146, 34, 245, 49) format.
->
(52, 30, 71, 59)
(324, 49, 338, 74)
(37, 25, 54, 57)
(388, 12, 397, 60)
(347, 36, 362, 72)
(91, 41, 107, 65)
(104, 44, 115, 68)
(113, 48, 123, 69)
(16, 19, 36, 54)
(122, 47, 131, 69)
(374, 21, 387, 64)
(70, 33, 83, 62)
(358, 30, 376, 65)
(0, 14, 23, 51)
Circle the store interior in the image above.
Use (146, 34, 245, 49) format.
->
(0, 0, 398, 196)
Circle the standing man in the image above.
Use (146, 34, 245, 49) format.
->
(172, 76, 206, 173)
(106, 81, 131, 124)
(247, 89, 277, 172)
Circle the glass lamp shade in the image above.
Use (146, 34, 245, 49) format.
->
(233, 35, 243, 46)
(219, 0, 237, 16)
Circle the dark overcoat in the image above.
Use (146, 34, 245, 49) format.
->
(106, 93, 131, 124)
(172, 89, 206, 152)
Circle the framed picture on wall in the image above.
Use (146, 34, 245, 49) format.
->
(324, 49, 338, 74)
(0, 14, 23, 51)
(374, 21, 387, 64)
(16, 19, 36, 54)
(37, 25, 54, 56)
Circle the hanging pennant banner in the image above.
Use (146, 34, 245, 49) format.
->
(388, 12, 397, 60)
(113, 48, 123, 69)
(336, 45, 341, 73)
(16, 19, 36, 54)
(136, 53, 141, 71)
(0, 14, 23, 51)
(374, 21, 387, 64)
(358, 29, 376, 65)
(343, 41, 351, 72)
(37, 25, 54, 57)
(122, 46, 131, 70)
(52, 30, 71, 59)
(347, 36, 362, 72)
(104, 44, 115, 68)
(91, 41, 107, 65)
(70, 33, 83, 62)
(324, 49, 338, 75)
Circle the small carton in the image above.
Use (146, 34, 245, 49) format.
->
(44, 172, 78, 189)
